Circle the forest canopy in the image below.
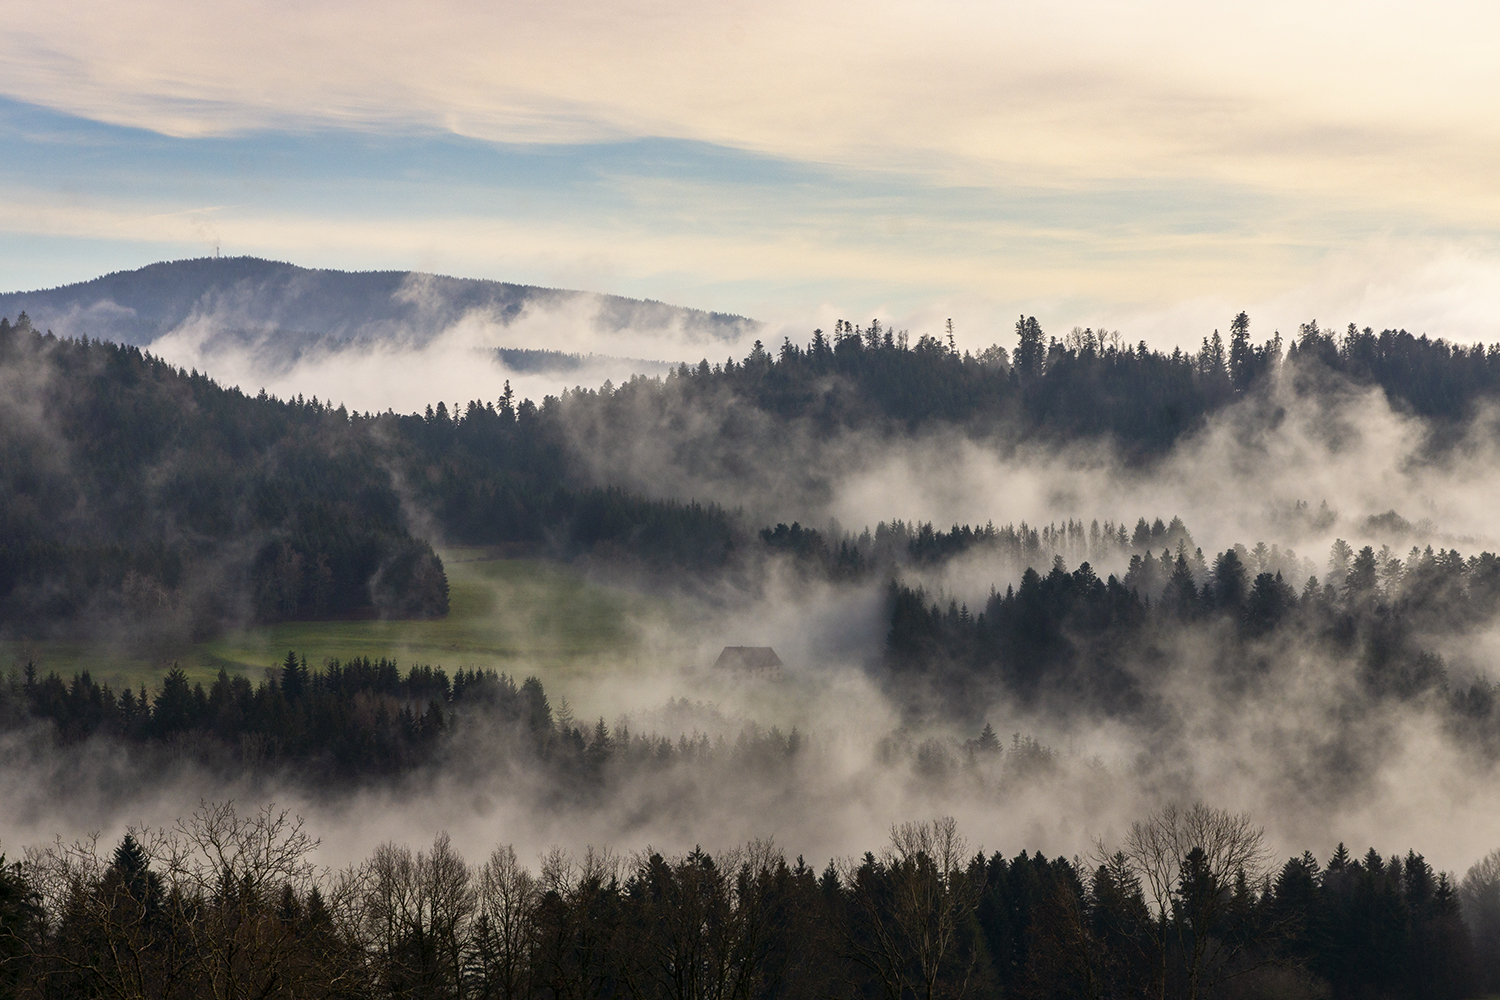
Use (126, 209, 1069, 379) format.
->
(7, 300, 1500, 998)
(0, 803, 1495, 999)
(5, 309, 1499, 639)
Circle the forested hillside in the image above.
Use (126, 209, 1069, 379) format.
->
(7, 306, 1500, 638)
(7, 300, 1500, 997)
(0, 315, 447, 636)
(0, 314, 738, 636)
(327, 313, 1500, 565)
(883, 543, 1500, 739)
(549, 313, 1500, 463)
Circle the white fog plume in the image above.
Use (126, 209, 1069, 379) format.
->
(3, 537, 1500, 881)
(1, 634, 1495, 881)
(4, 300, 1500, 898)
(143, 285, 762, 415)
(145, 297, 682, 416)
(547, 354, 1500, 568)
(0, 258, 764, 414)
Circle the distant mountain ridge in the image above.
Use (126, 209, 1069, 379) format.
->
(0, 256, 759, 348)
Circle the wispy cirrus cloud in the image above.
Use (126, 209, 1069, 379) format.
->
(6, 0, 1498, 202)
(2, 0, 1500, 349)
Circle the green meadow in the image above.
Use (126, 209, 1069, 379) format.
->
(1, 552, 674, 702)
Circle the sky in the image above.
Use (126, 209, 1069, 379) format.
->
(3, 0, 1500, 351)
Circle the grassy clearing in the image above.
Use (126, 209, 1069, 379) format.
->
(1, 552, 662, 697)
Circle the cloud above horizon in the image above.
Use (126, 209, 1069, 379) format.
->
(2, 0, 1499, 350)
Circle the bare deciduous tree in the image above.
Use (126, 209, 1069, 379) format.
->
(166, 801, 324, 1000)
(471, 845, 539, 1000)
(24, 828, 186, 1000)
(533, 846, 622, 1000)
(355, 832, 475, 999)
(841, 817, 985, 1000)
(21, 801, 335, 1000)
(1106, 802, 1271, 1000)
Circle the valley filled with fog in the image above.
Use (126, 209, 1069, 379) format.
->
(3, 261, 1500, 997)
(9, 0, 1500, 991)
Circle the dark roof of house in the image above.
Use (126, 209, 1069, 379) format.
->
(714, 646, 783, 671)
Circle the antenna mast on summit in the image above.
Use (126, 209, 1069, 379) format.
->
(215, 243, 220, 259)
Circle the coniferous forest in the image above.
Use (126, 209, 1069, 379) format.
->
(0, 805, 1497, 1000)
(10, 0, 1500, 982)
(6, 295, 1500, 998)
(7, 308, 1500, 635)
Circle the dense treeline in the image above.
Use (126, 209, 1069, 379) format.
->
(762, 512, 1203, 581)
(1284, 319, 1500, 422)
(9, 654, 492, 777)
(494, 348, 672, 376)
(387, 393, 737, 569)
(10, 305, 1500, 636)
(408, 313, 1500, 564)
(1, 806, 1496, 999)
(551, 312, 1500, 461)
(1, 654, 816, 785)
(886, 538, 1500, 744)
(223, 311, 1500, 562)
(555, 317, 1243, 454)
(0, 314, 446, 634)
(0, 316, 733, 637)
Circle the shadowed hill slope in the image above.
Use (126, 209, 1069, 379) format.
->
(0, 256, 758, 348)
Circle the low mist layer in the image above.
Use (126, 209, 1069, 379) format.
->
(5, 287, 1500, 997)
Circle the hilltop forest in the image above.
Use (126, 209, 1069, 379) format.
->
(5, 309, 1500, 636)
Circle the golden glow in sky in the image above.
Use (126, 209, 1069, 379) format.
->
(2, 0, 1499, 346)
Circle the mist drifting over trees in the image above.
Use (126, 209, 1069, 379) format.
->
(5, 265, 1500, 997)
